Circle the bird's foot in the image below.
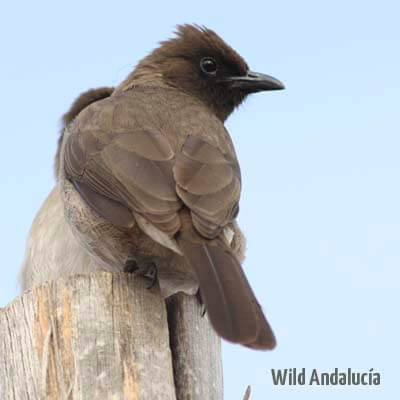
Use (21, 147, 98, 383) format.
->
(124, 258, 158, 289)
(124, 259, 139, 273)
(143, 263, 158, 289)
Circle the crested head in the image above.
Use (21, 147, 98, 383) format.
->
(118, 25, 284, 121)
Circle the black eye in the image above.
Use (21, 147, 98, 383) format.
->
(200, 57, 218, 75)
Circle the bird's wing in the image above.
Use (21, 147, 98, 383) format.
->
(64, 97, 240, 239)
(173, 134, 241, 238)
(64, 98, 182, 235)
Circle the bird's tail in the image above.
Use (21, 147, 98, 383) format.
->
(177, 218, 276, 350)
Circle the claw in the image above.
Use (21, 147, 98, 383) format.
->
(196, 291, 207, 317)
(144, 263, 158, 289)
(124, 259, 139, 273)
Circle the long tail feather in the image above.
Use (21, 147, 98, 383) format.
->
(178, 230, 276, 349)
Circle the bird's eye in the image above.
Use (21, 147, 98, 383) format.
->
(200, 57, 218, 75)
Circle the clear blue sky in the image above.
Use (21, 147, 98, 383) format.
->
(1, 1, 399, 398)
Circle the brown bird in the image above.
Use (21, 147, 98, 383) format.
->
(21, 85, 243, 296)
(59, 25, 284, 349)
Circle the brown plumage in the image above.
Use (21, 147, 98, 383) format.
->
(54, 87, 114, 176)
(59, 25, 284, 349)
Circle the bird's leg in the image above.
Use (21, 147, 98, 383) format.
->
(124, 255, 158, 288)
(143, 263, 158, 289)
(123, 258, 139, 273)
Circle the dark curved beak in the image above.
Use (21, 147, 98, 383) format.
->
(226, 71, 285, 92)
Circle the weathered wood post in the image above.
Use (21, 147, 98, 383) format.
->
(0, 272, 223, 399)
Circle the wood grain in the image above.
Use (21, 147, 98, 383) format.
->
(167, 293, 223, 400)
(0, 272, 177, 400)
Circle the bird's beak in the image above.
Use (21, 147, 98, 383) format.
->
(225, 71, 285, 92)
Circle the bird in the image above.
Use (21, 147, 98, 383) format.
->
(20, 87, 115, 291)
(20, 85, 246, 296)
(57, 24, 284, 349)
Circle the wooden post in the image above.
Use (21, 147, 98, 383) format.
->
(167, 294, 223, 400)
(0, 272, 223, 400)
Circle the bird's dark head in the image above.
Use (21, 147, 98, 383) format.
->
(121, 25, 284, 121)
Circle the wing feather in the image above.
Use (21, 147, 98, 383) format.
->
(173, 135, 241, 238)
(64, 100, 241, 240)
